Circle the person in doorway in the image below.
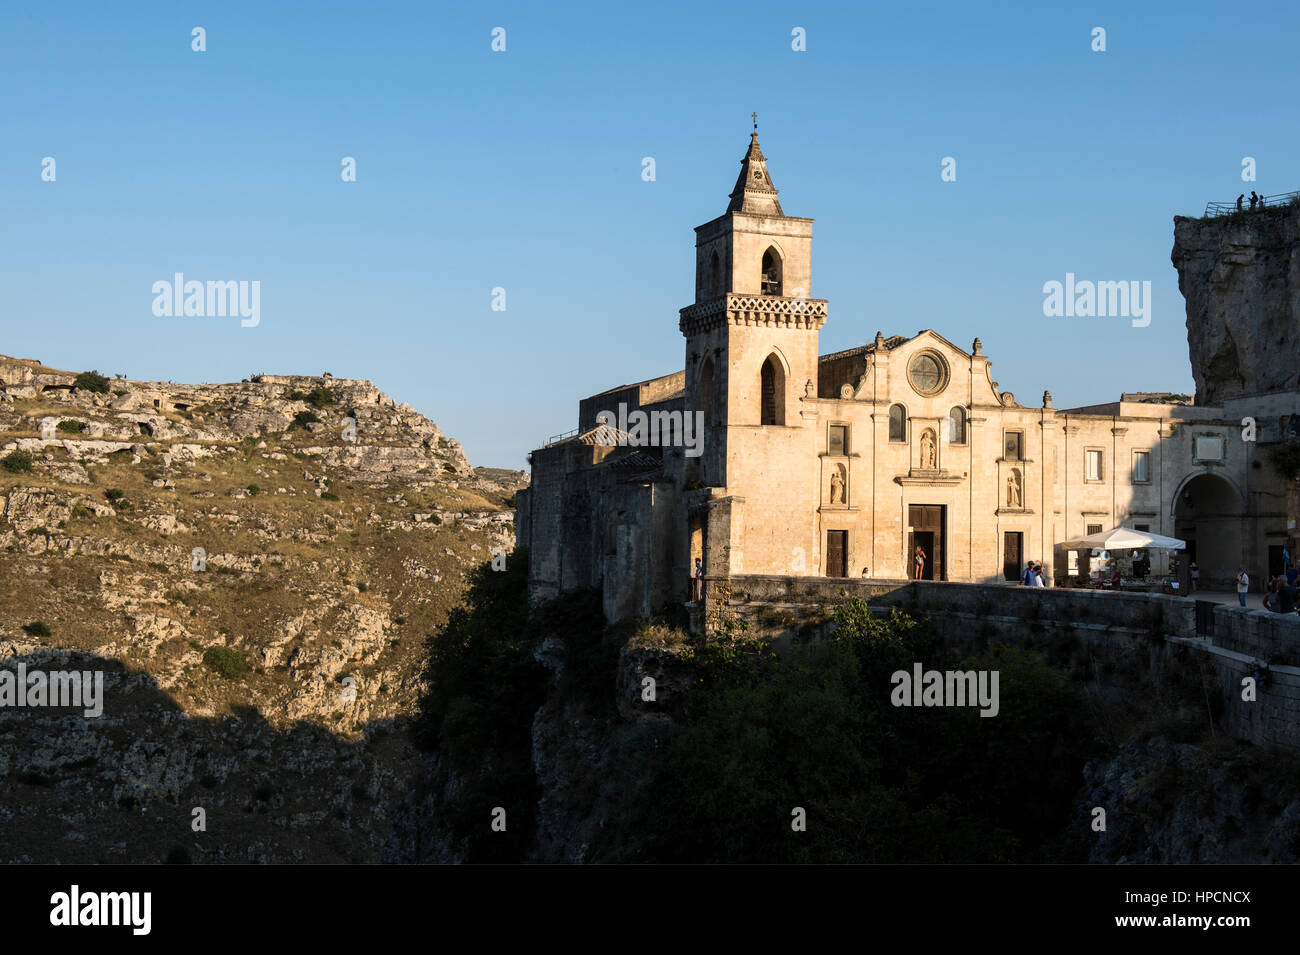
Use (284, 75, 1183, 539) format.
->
(913, 546, 926, 580)
(1236, 567, 1250, 607)
(691, 557, 703, 603)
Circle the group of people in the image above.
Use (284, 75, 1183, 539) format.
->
(1258, 563, 1299, 613)
(1233, 561, 1300, 613)
(1235, 191, 1267, 212)
(1020, 560, 1048, 587)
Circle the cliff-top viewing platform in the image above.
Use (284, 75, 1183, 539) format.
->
(1202, 189, 1300, 217)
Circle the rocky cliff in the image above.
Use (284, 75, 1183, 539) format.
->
(0, 354, 526, 862)
(1172, 203, 1300, 404)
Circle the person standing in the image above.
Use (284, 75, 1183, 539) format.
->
(1190, 561, 1200, 593)
(1249, 191, 1258, 210)
(1236, 567, 1250, 607)
(1237, 194, 1245, 212)
(913, 545, 926, 580)
(691, 557, 703, 603)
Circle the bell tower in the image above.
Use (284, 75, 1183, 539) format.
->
(680, 120, 827, 489)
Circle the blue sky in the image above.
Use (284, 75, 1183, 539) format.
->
(3, 0, 1297, 467)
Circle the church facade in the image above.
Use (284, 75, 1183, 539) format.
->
(516, 131, 1291, 622)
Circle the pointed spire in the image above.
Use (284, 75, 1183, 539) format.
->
(727, 118, 783, 216)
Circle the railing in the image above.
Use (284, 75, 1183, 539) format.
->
(1204, 190, 1300, 217)
(543, 427, 579, 446)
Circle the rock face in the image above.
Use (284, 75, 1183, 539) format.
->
(1074, 734, 1300, 864)
(1172, 204, 1300, 404)
(0, 353, 528, 863)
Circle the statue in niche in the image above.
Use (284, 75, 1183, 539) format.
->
(1007, 469, 1022, 507)
(920, 429, 937, 470)
(829, 467, 845, 504)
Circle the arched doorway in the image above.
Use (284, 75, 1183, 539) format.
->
(1173, 473, 1242, 592)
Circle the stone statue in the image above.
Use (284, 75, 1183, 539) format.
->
(920, 429, 936, 469)
(1007, 471, 1022, 507)
(804, 378, 815, 398)
(830, 469, 845, 504)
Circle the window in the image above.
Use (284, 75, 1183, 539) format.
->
(1086, 523, 1103, 536)
(1004, 431, 1023, 461)
(1085, 449, 1103, 481)
(888, 404, 907, 442)
(700, 358, 714, 428)
(948, 406, 966, 444)
(1132, 450, 1150, 484)
(760, 354, 785, 425)
(907, 352, 948, 396)
(760, 247, 783, 296)
(828, 424, 848, 455)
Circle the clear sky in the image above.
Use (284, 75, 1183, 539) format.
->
(3, 0, 1297, 468)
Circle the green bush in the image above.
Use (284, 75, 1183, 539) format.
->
(73, 371, 110, 393)
(291, 410, 321, 429)
(2, 450, 34, 473)
(22, 621, 52, 637)
(104, 488, 125, 502)
(319, 491, 339, 501)
(413, 550, 544, 861)
(246, 484, 260, 496)
(56, 420, 84, 434)
(306, 387, 336, 409)
(202, 646, 250, 679)
(632, 599, 1095, 863)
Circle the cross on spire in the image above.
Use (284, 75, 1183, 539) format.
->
(752, 111, 758, 131)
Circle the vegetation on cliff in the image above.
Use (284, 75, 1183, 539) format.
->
(414, 584, 1098, 862)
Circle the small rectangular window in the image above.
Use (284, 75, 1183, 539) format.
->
(1132, 450, 1150, 484)
(1004, 431, 1023, 461)
(1086, 523, 1103, 536)
(1195, 436, 1224, 461)
(1085, 449, 1103, 481)
(829, 425, 848, 456)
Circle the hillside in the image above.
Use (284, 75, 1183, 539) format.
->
(0, 355, 526, 863)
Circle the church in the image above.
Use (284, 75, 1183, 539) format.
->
(515, 128, 1292, 622)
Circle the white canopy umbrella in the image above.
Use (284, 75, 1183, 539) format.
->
(1058, 526, 1185, 550)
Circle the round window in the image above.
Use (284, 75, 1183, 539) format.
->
(907, 352, 948, 396)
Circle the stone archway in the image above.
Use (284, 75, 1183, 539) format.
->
(1173, 472, 1242, 592)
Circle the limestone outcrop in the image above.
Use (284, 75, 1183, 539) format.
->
(1172, 204, 1300, 404)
